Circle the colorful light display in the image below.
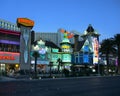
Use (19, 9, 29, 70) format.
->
(83, 54, 89, 63)
(31, 40, 47, 60)
(61, 45, 70, 49)
(59, 29, 74, 39)
(62, 54, 71, 62)
(0, 28, 20, 35)
(0, 52, 20, 60)
(0, 40, 20, 45)
(93, 37, 99, 64)
(60, 29, 72, 64)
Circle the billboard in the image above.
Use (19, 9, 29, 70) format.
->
(93, 37, 99, 64)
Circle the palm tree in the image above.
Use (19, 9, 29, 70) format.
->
(57, 58, 62, 73)
(32, 51, 40, 78)
(48, 62, 53, 77)
(99, 38, 116, 74)
(113, 34, 120, 74)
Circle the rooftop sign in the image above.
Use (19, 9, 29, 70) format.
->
(17, 18, 34, 27)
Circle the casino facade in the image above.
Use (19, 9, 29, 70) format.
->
(0, 19, 20, 74)
(0, 18, 101, 76)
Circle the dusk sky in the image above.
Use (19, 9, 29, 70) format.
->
(0, 0, 120, 41)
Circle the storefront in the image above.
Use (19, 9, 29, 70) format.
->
(0, 51, 20, 75)
(31, 59, 49, 72)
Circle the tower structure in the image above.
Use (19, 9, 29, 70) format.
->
(82, 24, 100, 64)
(17, 18, 34, 70)
(59, 29, 74, 69)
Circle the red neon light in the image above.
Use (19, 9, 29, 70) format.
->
(0, 56, 15, 60)
(0, 28, 21, 36)
(0, 51, 20, 56)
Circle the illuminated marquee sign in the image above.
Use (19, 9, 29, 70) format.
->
(17, 18, 34, 27)
(0, 56, 15, 60)
(61, 44, 71, 52)
(0, 52, 20, 61)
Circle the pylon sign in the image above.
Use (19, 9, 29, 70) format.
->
(17, 18, 34, 70)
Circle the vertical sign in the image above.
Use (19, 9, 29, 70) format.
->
(17, 18, 34, 70)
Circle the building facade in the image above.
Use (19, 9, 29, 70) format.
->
(0, 19, 20, 75)
(72, 24, 100, 66)
(0, 18, 101, 75)
(35, 29, 82, 47)
(31, 39, 61, 72)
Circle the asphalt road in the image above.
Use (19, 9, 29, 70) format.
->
(0, 76, 120, 96)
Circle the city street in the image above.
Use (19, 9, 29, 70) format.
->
(0, 76, 120, 96)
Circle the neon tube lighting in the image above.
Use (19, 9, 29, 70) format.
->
(0, 40, 20, 45)
(0, 31, 20, 35)
(0, 51, 20, 55)
(0, 28, 20, 36)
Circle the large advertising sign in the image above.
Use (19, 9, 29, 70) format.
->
(93, 37, 99, 64)
(17, 18, 34, 27)
(0, 52, 20, 63)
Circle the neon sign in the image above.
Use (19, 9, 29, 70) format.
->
(0, 52, 20, 55)
(17, 18, 34, 27)
(0, 56, 15, 60)
(0, 52, 20, 60)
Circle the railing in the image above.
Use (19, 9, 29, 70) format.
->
(0, 19, 20, 32)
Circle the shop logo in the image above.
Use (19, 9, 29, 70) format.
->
(0, 56, 15, 60)
(17, 18, 34, 27)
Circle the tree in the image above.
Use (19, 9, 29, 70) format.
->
(57, 58, 62, 73)
(48, 62, 53, 77)
(99, 38, 116, 74)
(32, 51, 39, 78)
(113, 34, 120, 74)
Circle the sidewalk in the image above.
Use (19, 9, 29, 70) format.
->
(0, 76, 16, 81)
